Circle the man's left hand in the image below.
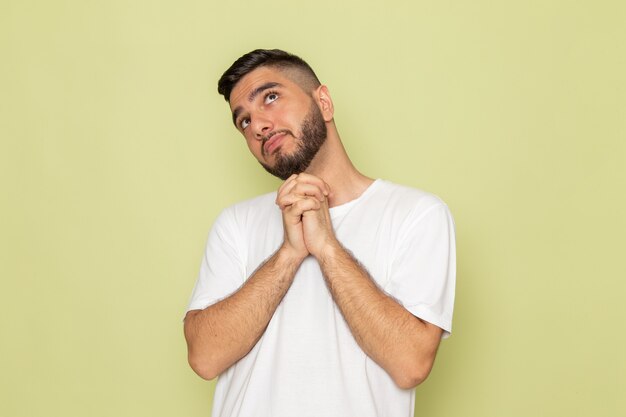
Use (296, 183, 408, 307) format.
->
(301, 190, 337, 258)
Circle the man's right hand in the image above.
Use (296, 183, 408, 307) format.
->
(276, 174, 329, 260)
(185, 174, 330, 380)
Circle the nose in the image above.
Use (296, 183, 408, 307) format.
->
(251, 113, 274, 140)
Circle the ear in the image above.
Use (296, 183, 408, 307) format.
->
(314, 85, 334, 122)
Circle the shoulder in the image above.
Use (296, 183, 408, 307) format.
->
(228, 191, 278, 214)
(215, 190, 280, 229)
(370, 179, 450, 219)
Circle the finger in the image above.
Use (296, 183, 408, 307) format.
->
(277, 183, 325, 209)
(291, 182, 325, 202)
(277, 193, 304, 209)
(293, 173, 331, 196)
(284, 197, 321, 217)
(276, 175, 299, 204)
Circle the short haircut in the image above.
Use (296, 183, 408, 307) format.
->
(217, 49, 321, 102)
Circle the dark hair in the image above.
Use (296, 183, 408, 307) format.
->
(217, 49, 321, 102)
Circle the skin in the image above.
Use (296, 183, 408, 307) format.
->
(184, 66, 443, 388)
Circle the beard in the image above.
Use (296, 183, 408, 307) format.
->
(259, 102, 327, 180)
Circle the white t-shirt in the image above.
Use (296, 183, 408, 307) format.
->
(187, 179, 456, 417)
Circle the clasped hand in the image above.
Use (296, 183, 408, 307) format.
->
(276, 173, 337, 259)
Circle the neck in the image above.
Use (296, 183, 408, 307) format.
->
(304, 124, 374, 208)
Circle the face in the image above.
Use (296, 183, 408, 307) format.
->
(228, 67, 328, 180)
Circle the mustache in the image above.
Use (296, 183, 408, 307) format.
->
(262, 129, 294, 143)
(261, 129, 295, 155)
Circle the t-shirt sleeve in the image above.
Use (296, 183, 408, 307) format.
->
(385, 202, 456, 338)
(185, 208, 246, 313)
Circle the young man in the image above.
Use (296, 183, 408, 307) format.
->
(184, 49, 456, 417)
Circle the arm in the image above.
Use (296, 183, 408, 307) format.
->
(294, 175, 444, 389)
(184, 247, 303, 380)
(184, 176, 324, 379)
(316, 242, 443, 389)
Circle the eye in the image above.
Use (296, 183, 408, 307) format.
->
(264, 91, 279, 104)
(240, 117, 250, 130)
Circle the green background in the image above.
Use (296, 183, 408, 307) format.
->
(2, 1, 625, 416)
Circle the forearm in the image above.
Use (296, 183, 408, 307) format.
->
(317, 242, 442, 389)
(184, 246, 304, 379)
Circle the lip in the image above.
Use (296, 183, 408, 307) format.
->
(264, 132, 287, 156)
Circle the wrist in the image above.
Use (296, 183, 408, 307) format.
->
(312, 237, 343, 263)
(277, 243, 308, 265)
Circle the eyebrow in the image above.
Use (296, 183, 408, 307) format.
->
(231, 82, 284, 127)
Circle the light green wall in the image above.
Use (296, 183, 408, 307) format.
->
(2, 1, 625, 416)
